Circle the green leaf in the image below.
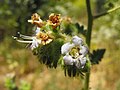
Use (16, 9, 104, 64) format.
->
(75, 23, 87, 36)
(37, 39, 64, 68)
(62, 22, 86, 36)
(63, 23, 76, 35)
(90, 49, 106, 64)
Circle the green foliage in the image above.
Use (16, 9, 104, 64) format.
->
(75, 23, 87, 36)
(5, 76, 18, 90)
(62, 23, 78, 36)
(90, 49, 106, 64)
(5, 75, 31, 90)
(61, 20, 86, 36)
(35, 39, 64, 68)
(19, 80, 31, 90)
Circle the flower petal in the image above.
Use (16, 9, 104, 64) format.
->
(80, 46, 88, 57)
(74, 60, 81, 68)
(63, 54, 74, 65)
(35, 27, 41, 34)
(30, 38, 39, 50)
(78, 56, 87, 68)
(61, 42, 74, 54)
(72, 36, 83, 46)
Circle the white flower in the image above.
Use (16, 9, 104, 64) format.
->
(13, 27, 41, 50)
(61, 36, 88, 69)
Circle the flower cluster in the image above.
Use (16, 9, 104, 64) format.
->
(61, 36, 88, 69)
(13, 13, 90, 74)
(13, 13, 62, 50)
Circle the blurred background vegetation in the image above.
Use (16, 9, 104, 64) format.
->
(0, 0, 120, 90)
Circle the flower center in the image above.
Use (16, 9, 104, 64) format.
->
(69, 47, 80, 59)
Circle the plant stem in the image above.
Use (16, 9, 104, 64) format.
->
(84, 0, 93, 90)
(84, 1, 120, 90)
(93, 5, 120, 19)
(86, 0, 93, 47)
(84, 68, 90, 90)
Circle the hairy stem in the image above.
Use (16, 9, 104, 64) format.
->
(84, 0, 93, 90)
(86, 0, 93, 47)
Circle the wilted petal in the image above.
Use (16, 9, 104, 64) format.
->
(61, 42, 74, 54)
(63, 54, 74, 65)
(80, 46, 88, 57)
(72, 36, 83, 46)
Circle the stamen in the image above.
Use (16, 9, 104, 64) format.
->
(13, 36, 33, 43)
(16, 40, 33, 43)
(17, 32, 33, 40)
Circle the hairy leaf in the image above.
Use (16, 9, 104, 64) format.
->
(75, 23, 87, 36)
(37, 39, 64, 68)
(90, 49, 106, 64)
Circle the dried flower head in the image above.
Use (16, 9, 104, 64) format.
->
(47, 13, 61, 29)
(36, 31, 53, 45)
(28, 13, 44, 28)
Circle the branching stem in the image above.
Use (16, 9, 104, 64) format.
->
(93, 6, 120, 19)
(84, 1, 120, 90)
